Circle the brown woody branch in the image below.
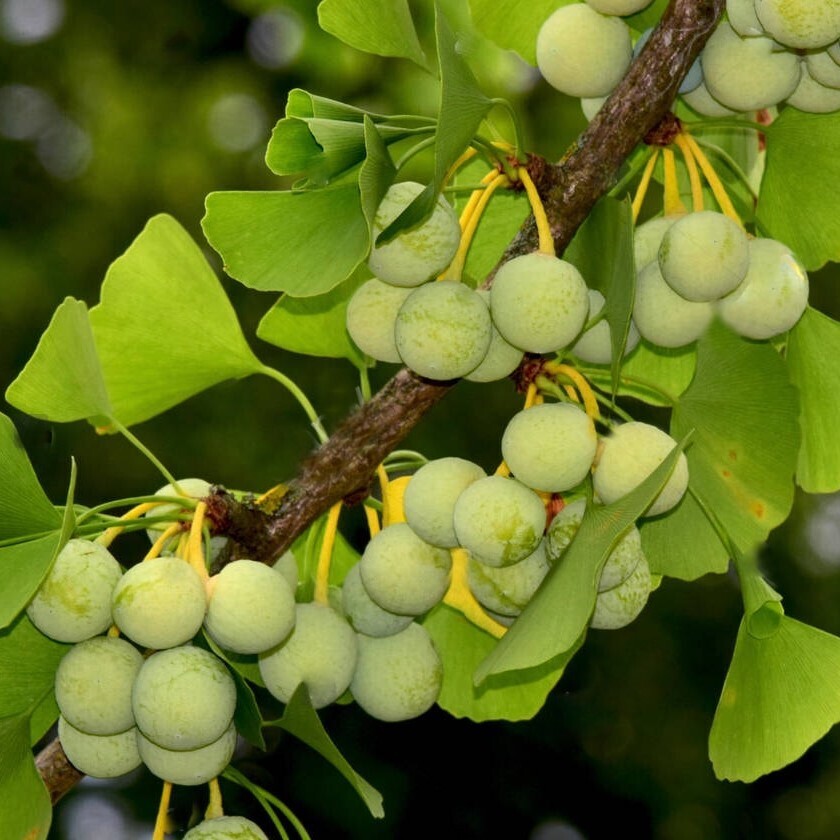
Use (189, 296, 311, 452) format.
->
(38, 0, 724, 804)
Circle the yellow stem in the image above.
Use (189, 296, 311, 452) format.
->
(523, 381, 540, 409)
(631, 148, 660, 223)
(143, 522, 182, 562)
(314, 502, 342, 605)
(364, 502, 381, 539)
(151, 781, 173, 840)
(440, 172, 509, 281)
(376, 464, 391, 526)
(518, 166, 555, 256)
(187, 501, 209, 581)
(255, 482, 287, 513)
(95, 501, 160, 548)
(494, 460, 511, 477)
(682, 133, 742, 225)
(457, 168, 501, 234)
(205, 777, 224, 820)
(442, 146, 478, 187)
(544, 362, 601, 421)
(443, 549, 507, 639)
(563, 383, 581, 404)
(674, 134, 704, 213)
(107, 624, 120, 638)
(662, 147, 687, 217)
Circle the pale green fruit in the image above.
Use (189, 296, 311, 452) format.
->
(204, 559, 296, 654)
(468, 540, 551, 617)
(599, 526, 644, 592)
(395, 281, 492, 380)
(273, 549, 299, 594)
(590, 554, 651, 629)
(58, 717, 142, 779)
(831, 40, 840, 62)
(717, 238, 809, 339)
(27, 538, 121, 643)
(112, 556, 207, 650)
(55, 636, 143, 735)
(680, 82, 740, 117)
(341, 563, 414, 637)
(571, 289, 640, 364)
(536, 4, 632, 97)
(403, 457, 486, 548)
(453, 476, 546, 568)
(658, 211, 750, 302)
(755, 0, 840, 48)
(359, 523, 452, 615)
(138, 722, 236, 786)
(350, 623, 442, 722)
(132, 646, 236, 750)
(634, 216, 678, 270)
(807, 49, 840, 87)
(184, 816, 269, 840)
(786, 62, 840, 111)
(145, 478, 211, 544)
(580, 96, 608, 121)
(465, 289, 524, 383)
(701, 23, 800, 111)
(726, 0, 764, 35)
(501, 403, 597, 493)
(593, 421, 689, 517)
(633, 260, 714, 349)
(367, 182, 461, 287)
(258, 602, 358, 709)
(345, 278, 413, 363)
(490, 253, 589, 353)
(585, 0, 653, 14)
(545, 498, 586, 563)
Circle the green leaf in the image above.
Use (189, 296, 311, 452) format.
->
(709, 614, 840, 782)
(735, 553, 783, 638)
(757, 109, 840, 270)
(565, 197, 635, 392)
(0, 614, 70, 744)
(89, 214, 262, 428)
(359, 117, 397, 235)
(0, 713, 51, 840)
(671, 322, 799, 553)
(475, 435, 690, 681)
(5, 297, 112, 426)
(257, 273, 367, 364)
(423, 605, 577, 722)
(203, 187, 369, 296)
(787, 307, 840, 493)
(317, 0, 427, 69)
(468, 0, 574, 65)
(265, 685, 384, 818)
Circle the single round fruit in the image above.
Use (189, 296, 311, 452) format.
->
(27, 539, 121, 643)
(658, 211, 750, 302)
(55, 636, 143, 735)
(258, 602, 358, 709)
(701, 22, 800, 111)
(501, 402, 597, 493)
(634, 216, 678, 270)
(465, 289, 525, 383)
(145, 478, 211, 545)
(273, 549, 299, 594)
(350, 623, 442, 722)
(468, 540, 551, 617)
(807, 49, 840, 88)
(345, 278, 413, 363)
(367, 182, 461, 287)
(453, 475, 546, 568)
(786, 63, 840, 112)
(571, 289, 640, 365)
(590, 554, 651, 629)
(754, 0, 840, 49)
(58, 717, 142, 779)
(112, 556, 207, 650)
(490, 253, 589, 353)
(599, 526, 644, 592)
(138, 722, 236, 786)
(341, 563, 414, 638)
(545, 498, 587, 563)
(132, 646, 236, 751)
(726, 0, 764, 36)
(680, 82, 740, 117)
(395, 281, 492, 380)
(716, 238, 809, 339)
(403, 457, 486, 548)
(593, 421, 689, 517)
(204, 559, 296, 654)
(633, 260, 714, 349)
(359, 523, 452, 616)
(184, 817, 270, 840)
(536, 4, 633, 98)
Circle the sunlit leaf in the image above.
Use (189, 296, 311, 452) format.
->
(359, 117, 397, 234)
(0, 714, 51, 840)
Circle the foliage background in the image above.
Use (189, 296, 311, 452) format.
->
(3, 1, 840, 837)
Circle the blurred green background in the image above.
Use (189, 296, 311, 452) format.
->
(3, 1, 840, 838)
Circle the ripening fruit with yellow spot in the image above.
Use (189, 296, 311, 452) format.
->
(754, 0, 840, 49)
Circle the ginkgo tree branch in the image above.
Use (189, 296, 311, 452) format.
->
(38, 0, 725, 803)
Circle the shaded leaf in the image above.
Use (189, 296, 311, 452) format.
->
(359, 117, 397, 235)
(0, 713, 51, 840)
